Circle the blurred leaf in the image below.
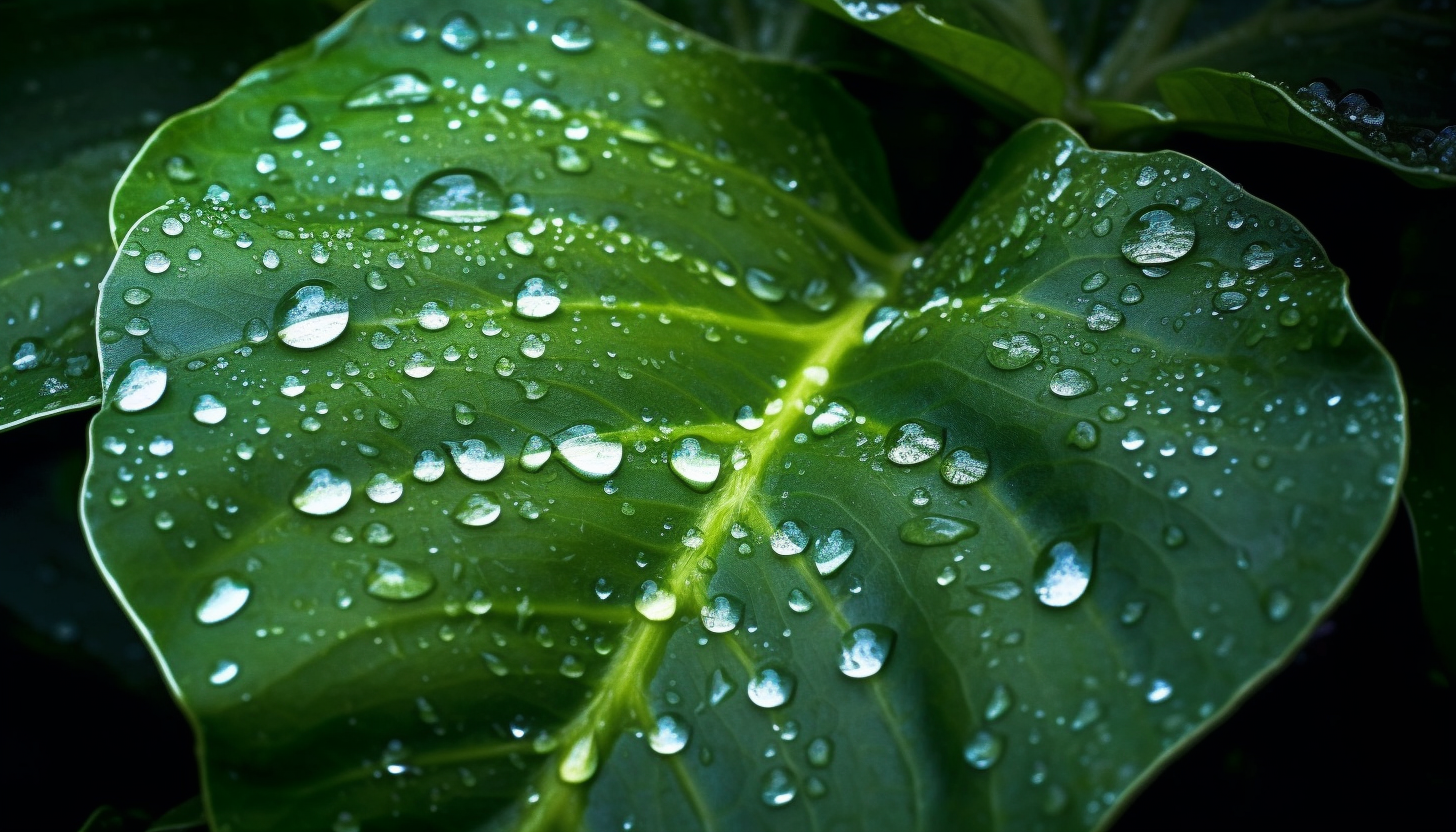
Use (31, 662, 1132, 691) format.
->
(87, 1, 1402, 831)
(801, 0, 1456, 185)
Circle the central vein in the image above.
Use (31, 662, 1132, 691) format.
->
(516, 294, 881, 831)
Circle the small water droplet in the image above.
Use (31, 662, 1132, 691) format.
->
(190, 394, 227, 425)
(366, 558, 436, 601)
(439, 11, 480, 52)
(413, 449, 446, 481)
(195, 575, 250, 624)
(514, 277, 560, 318)
(963, 730, 1004, 769)
(1049, 368, 1095, 398)
(345, 71, 434, 109)
(209, 660, 239, 686)
(271, 103, 309, 140)
(986, 332, 1041, 370)
(899, 515, 979, 546)
(455, 492, 502, 526)
(519, 435, 552, 471)
(112, 357, 168, 412)
(747, 666, 795, 708)
(649, 713, 690, 755)
(761, 767, 798, 806)
(552, 425, 623, 480)
(700, 594, 744, 633)
(443, 438, 505, 481)
(670, 436, 721, 492)
(557, 733, 598, 783)
(551, 17, 594, 52)
(886, 420, 944, 465)
(1033, 534, 1095, 607)
(811, 401, 854, 436)
(940, 447, 989, 485)
(770, 520, 809, 555)
(635, 580, 677, 621)
(812, 528, 855, 576)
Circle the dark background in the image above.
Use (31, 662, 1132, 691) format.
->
(0, 1, 1451, 830)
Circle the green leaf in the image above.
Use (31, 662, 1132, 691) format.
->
(1383, 204, 1456, 672)
(801, 0, 1456, 185)
(85, 1, 1403, 830)
(0, 144, 122, 430)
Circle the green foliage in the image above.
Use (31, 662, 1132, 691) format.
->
(804, 0, 1456, 185)
(74, 1, 1406, 829)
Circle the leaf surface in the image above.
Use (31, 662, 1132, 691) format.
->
(802, 0, 1456, 185)
(86, 1, 1404, 831)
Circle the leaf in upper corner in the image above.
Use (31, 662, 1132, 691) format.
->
(801, 0, 1456, 186)
(0, 0, 353, 433)
(85, 1, 1403, 831)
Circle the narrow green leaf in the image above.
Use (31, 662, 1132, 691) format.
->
(803, 0, 1456, 184)
(1157, 68, 1456, 188)
(84, 2, 1403, 831)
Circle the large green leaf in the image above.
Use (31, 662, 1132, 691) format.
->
(802, 0, 1456, 186)
(86, 1, 1403, 830)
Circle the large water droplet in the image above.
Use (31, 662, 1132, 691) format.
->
(366, 558, 436, 601)
(557, 732, 598, 783)
(886, 420, 943, 465)
(455, 492, 502, 526)
(810, 401, 854, 436)
(191, 394, 227, 425)
(551, 17, 595, 52)
(670, 436, 721, 492)
(1033, 535, 1095, 607)
(271, 104, 308, 140)
(761, 767, 798, 806)
(552, 425, 622, 481)
(838, 624, 895, 678)
(648, 713, 690, 755)
(514, 277, 560, 318)
(1120, 205, 1195, 265)
(410, 170, 505, 224)
(443, 438, 505, 481)
(412, 449, 446, 481)
(770, 520, 809, 555)
(365, 473, 404, 504)
(195, 575, 250, 624)
(700, 594, 744, 633)
(519, 435, 552, 471)
(274, 281, 349, 349)
(963, 730, 1004, 769)
(438, 11, 480, 52)
(112, 357, 168, 412)
(345, 71, 433, 109)
(986, 331, 1041, 370)
(812, 528, 855, 576)
(899, 515, 979, 546)
(291, 466, 352, 515)
(940, 447, 989, 486)
(1049, 368, 1095, 398)
(635, 579, 677, 620)
(747, 666, 795, 708)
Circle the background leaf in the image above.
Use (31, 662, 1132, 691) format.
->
(801, 0, 1456, 185)
(84, 1, 1402, 829)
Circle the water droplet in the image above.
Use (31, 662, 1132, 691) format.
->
(1049, 368, 1095, 398)
(1082, 272, 1108, 292)
(412, 449, 446, 481)
(1085, 303, 1123, 332)
(635, 580, 677, 621)
(1213, 290, 1248, 312)
(366, 558, 436, 601)
(112, 357, 168, 412)
(552, 425, 622, 481)
(439, 11, 480, 52)
(195, 575, 250, 624)
(812, 528, 855, 576)
(899, 515, 979, 546)
(770, 520, 809, 555)
(557, 733, 598, 783)
(551, 17, 594, 52)
(984, 683, 1013, 721)
(1241, 241, 1276, 271)
(649, 713, 690, 755)
(519, 435, 552, 471)
(1033, 535, 1095, 607)
(986, 331, 1041, 369)
(416, 301, 450, 331)
(271, 103, 309, 140)
(143, 251, 171, 274)
(735, 405, 763, 430)
(747, 666, 795, 708)
(345, 71, 433, 109)
(553, 145, 591, 173)
(365, 473, 404, 504)
(700, 594, 744, 633)
(191, 394, 228, 425)
(1191, 387, 1222, 413)
(1120, 205, 1195, 265)
(410, 170, 504, 224)
(886, 420, 943, 465)
(1146, 678, 1173, 703)
(745, 268, 785, 302)
(810, 401, 854, 436)
(455, 493, 502, 526)
(209, 660, 239, 686)
(274, 281, 349, 349)
(1264, 587, 1292, 622)
(787, 588, 814, 613)
(164, 155, 196, 183)
(291, 467, 352, 515)
(761, 767, 798, 806)
(443, 438, 505, 481)
(669, 436, 721, 492)
(838, 624, 895, 678)
(514, 277, 560, 318)
(940, 447, 989, 485)
(1067, 420, 1099, 449)
(963, 730, 1004, 770)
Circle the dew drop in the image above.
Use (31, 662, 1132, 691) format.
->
(410, 169, 505, 224)
(274, 281, 349, 349)
(514, 277, 560, 318)
(986, 331, 1042, 369)
(810, 401, 854, 436)
(438, 11, 480, 52)
(747, 666, 795, 708)
(519, 434, 552, 471)
(1049, 368, 1095, 398)
(366, 558, 436, 601)
(455, 492, 502, 527)
(770, 520, 809, 555)
(291, 467, 352, 515)
(551, 17, 594, 52)
(886, 419, 944, 465)
(635, 580, 677, 621)
(963, 730, 1004, 769)
(270, 103, 309, 140)
(838, 624, 895, 678)
(143, 251, 171, 274)
(412, 449, 446, 481)
(195, 575, 250, 624)
(365, 473, 404, 504)
(552, 425, 622, 481)
(112, 357, 168, 412)
(812, 528, 855, 576)
(345, 71, 433, 109)
(443, 438, 505, 481)
(940, 447, 989, 485)
(1120, 205, 1195, 265)
(649, 713, 690, 755)
(669, 436, 721, 492)
(209, 660, 239, 686)
(1033, 535, 1095, 607)
(899, 515, 979, 546)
